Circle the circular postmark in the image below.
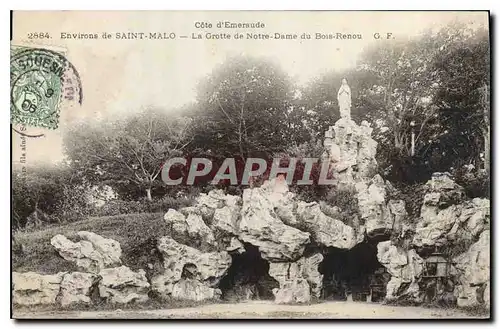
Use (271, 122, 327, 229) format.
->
(10, 47, 83, 136)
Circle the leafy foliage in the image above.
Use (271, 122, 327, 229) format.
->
(190, 55, 310, 160)
(301, 23, 490, 184)
(94, 196, 194, 217)
(12, 165, 93, 229)
(63, 108, 193, 200)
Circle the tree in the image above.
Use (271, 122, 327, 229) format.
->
(297, 22, 489, 185)
(347, 22, 489, 183)
(190, 55, 309, 161)
(298, 71, 342, 140)
(64, 108, 193, 200)
(298, 68, 377, 141)
(12, 165, 77, 229)
(431, 25, 490, 173)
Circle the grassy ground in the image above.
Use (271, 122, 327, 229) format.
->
(13, 297, 223, 315)
(13, 212, 167, 274)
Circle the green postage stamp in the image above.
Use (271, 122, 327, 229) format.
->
(10, 45, 82, 130)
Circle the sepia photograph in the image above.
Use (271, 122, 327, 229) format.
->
(10, 10, 491, 319)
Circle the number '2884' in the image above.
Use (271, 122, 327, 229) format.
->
(27, 32, 51, 39)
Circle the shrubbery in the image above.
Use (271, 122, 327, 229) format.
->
(452, 167, 490, 199)
(324, 187, 359, 226)
(52, 185, 95, 223)
(94, 196, 194, 217)
(386, 182, 427, 221)
(12, 163, 198, 230)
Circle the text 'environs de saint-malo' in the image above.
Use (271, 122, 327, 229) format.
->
(55, 21, 394, 41)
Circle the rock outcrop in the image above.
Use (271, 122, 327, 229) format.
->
(272, 278, 311, 304)
(377, 241, 424, 303)
(239, 179, 310, 261)
(192, 189, 240, 224)
(178, 189, 242, 252)
(296, 201, 357, 249)
(51, 231, 122, 273)
(151, 236, 231, 301)
(58, 272, 98, 307)
(269, 253, 324, 302)
(453, 230, 490, 308)
(98, 266, 150, 304)
(164, 208, 216, 249)
(12, 144, 490, 311)
(373, 173, 490, 309)
(171, 279, 221, 301)
(12, 272, 65, 306)
(413, 172, 490, 248)
(323, 118, 378, 189)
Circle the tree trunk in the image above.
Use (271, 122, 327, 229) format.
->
(146, 188, 152, 201)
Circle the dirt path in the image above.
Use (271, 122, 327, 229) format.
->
(13, 300, 486, 319)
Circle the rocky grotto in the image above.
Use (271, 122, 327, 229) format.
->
(12, 117, 490, 309)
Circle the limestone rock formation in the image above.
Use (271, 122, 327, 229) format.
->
(272, 278, 311, 304)
(12, 153, 490, 310)
(12, 272, 65, 306)
(239, 179, 310, 261)
(179, 189, 242, 252)
(356, 175, 389, 236)
(355, 175, 408, 239)
(51, 231, 122, 273)
(387, 199, 408, 237)
(269, 253, 323, 300)
(321, 118, 408, 243)
(164, 208, 216, 249)
(58, 272, 99, 307)
(296, 201, 357, 249)
(453, 230, 490, 308)
(194, 189, 241, 224)
(98, 266, 150, 304)
(212, 206, 240, 235)
(413, 173, 489, 248)
(226, 237, 245, 254)
(323, 118, 378, 189)
(299, 253, 324, 298)
(151, 236, 231, 301)
(377, 241, 424, 303)
(448, 198, 490, 244)
(171, 279, 221, 301)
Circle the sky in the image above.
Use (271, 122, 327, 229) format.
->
(11, 11, 488, 164)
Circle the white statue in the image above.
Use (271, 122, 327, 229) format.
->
(337, 77, 351, 120)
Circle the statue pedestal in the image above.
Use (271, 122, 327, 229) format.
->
(323, 126, 335, 148)
(321, 117, 378, 189)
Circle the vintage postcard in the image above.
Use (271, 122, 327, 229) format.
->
(11, 11, 490, 319)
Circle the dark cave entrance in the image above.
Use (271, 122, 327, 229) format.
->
(218, 243, 279, 301)
(319, 242, 389, 302)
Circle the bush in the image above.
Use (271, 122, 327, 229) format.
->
(324, 187, 359, 226)
(283, 139, 335, 201)
(452, 167, 490, 199)
(53, 185, 96, 223)
(387, 182, 427, 220)
(95, 196, 195, 217)
(12, 166, 89, 229)
(95, 199, 143, 216)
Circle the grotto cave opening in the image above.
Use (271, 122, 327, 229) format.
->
(319, 242, 390, 302)
(218, 243, 279, 301)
